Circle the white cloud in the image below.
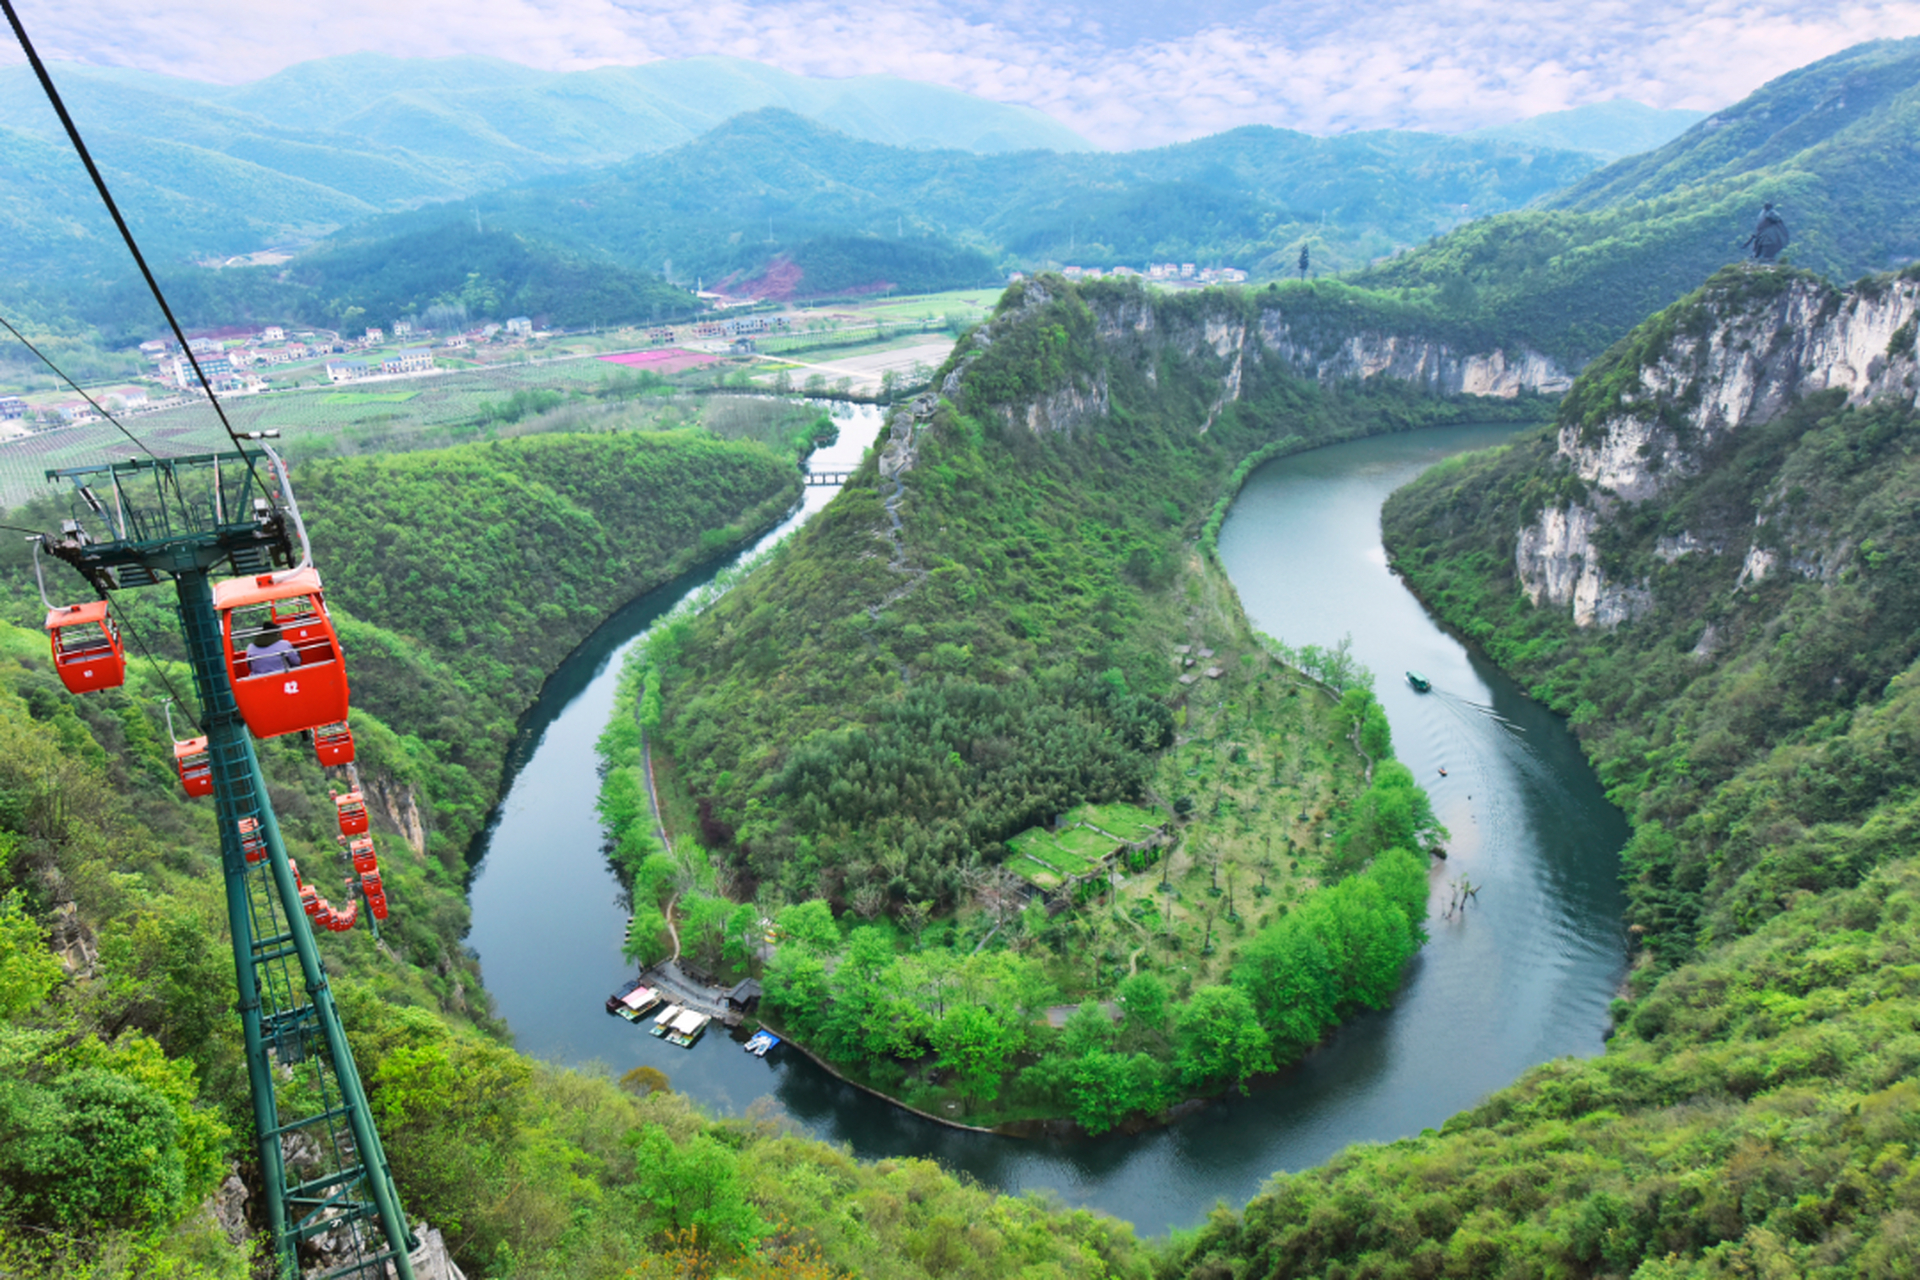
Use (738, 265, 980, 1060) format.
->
(5, 0, 1920, 148)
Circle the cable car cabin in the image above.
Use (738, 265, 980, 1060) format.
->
(213, 568, 349, 740)
(365, 889, 389, 922)
(326, 901, 359, 933)
(300, 884, 321, 918)
(360, 869, 384, 898)
(348, 838, 378, 876)
(174, 737, 212, 798)
(238, 817, 266, 864)
(314, 721, 355, 767)
(334, 791, 369, 837)
(45, 601, 127, 694)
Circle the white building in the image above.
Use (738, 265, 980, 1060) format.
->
(380, 348, 434, 375)
(363, 327, 384, 344)
(261, 326, 285, 343)
(505, 316, 534, 337)
(327, 360, 369, 383)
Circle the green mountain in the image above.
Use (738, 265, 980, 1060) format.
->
(1358, 37, 1920, 364)
(0, 52, 1093, 284)
(1171, 265, 1920, 1277)
(1468, 99, 1711, 161)
(231, 107, 1599, 320)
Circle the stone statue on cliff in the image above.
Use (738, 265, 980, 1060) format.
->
(1741, 202, 1790, 261)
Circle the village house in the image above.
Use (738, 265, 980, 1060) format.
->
(380, 348, 434, 375)
(505, 316, 534, 337)
(0, 395, 26, 419)
(363, 327, 384, 344)
(326, 360, 369, 384)
(260, 326, 285, 343)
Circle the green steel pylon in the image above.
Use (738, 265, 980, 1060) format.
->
(40, 450, 416, 1280)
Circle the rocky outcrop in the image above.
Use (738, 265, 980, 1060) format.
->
(1256, 311, 1572, 398)
(957, 275, 1575, 444)
(1517, 272, 1920, 628)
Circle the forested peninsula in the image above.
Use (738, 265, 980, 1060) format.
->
(1167, 265, 1920, 1277)
(599, 276, 1552, 1131)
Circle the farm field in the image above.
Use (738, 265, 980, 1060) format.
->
(754, 336, 955, 393)
(0, 357, 732, 508)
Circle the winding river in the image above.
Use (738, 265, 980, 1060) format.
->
(465, 418, 1628, 1236)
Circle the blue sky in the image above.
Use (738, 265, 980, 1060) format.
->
(7, 0, 1920, 148)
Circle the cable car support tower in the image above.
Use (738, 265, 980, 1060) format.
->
(39, 450, 417, 1280)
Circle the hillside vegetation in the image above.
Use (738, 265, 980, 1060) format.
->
(1169, 267, 1920, 1276)
(0, 613, 1153, 1278)
(1356, 37, 1920, 365)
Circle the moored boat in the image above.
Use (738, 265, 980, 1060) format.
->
(665, 1008, 711, 1047)
(609, 982, 661, 1022)
(649, 1003, 683, 1037)
(743, 1029, 780, 1056)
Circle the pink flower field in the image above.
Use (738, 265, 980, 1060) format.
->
(598, 348, 718, 374)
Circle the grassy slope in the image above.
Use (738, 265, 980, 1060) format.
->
(1172, 272, 1920, 1277)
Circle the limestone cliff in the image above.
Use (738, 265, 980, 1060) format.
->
(1516, 270, 1920, 627)
(943, 275, 1571, 442)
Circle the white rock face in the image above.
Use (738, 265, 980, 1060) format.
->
(1515, 503, 1652, 628)
(1253, 311, 1572, 398)
(983, 286, 1570, 439)
(1517, 274, 1920, 628)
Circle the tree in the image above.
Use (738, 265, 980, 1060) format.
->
(722, 902, 762, 971)
(1066, 1050, 1166, 1134)
(1116, 972, 1170, 1044)
(1174, 985, 1269, 1092)
(0, 891, 64, 1019)
(627, 1124, 767, 1255)
(930, 1004, 1020, 1110)
(775, 899, 840, 954)
(764, 949, 832, 1038)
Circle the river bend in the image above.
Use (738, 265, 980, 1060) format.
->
(465, 420, 1628, 1235)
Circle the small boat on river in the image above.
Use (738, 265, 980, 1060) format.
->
(607, 981, 661, 1022)
(665, 1008, 711, 1048)
(743, 1030, 780, 1057)
(1406, 671, 1432, 693)
(649, 1003, 683, 1037)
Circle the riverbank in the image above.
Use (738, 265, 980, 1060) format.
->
(469, 416, 1628, 1235)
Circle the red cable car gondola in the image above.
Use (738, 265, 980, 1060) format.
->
(212, 567, 349, 740)
(174, 736, 212, 797)
(334, 791, 369, 837)
(45, 600, 127, 694)
(348, 837, 378, 876)
(327, 901, 359, 932)
(239, 817, 266, 864)
(314, 721, 355, 767)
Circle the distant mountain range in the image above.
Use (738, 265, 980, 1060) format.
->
(1359, 36, 1920, 362)
(1467, 100, 1708, 161)
(17, 47, 1865, 351)
(0, 53, 1089, 282)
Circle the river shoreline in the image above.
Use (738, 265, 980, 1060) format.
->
(468, 418, 1629, 1236)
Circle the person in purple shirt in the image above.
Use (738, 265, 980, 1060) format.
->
(245, 622, 301, 676)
